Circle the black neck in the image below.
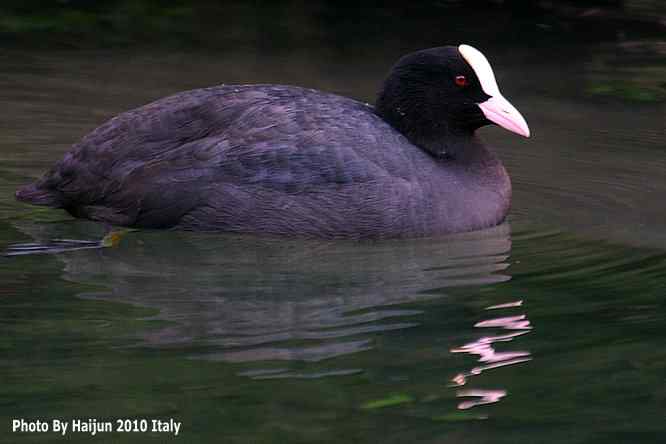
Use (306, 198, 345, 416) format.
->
(374, 101, 475, 160)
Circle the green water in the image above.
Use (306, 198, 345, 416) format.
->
(2, 3, 666, 443)
(3, 220, 666, 443)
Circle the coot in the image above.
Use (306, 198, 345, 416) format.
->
(16, 45, 529, 239)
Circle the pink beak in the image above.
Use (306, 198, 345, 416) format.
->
(478, 94, 530, 138)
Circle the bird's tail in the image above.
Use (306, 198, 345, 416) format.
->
(15, 181, 64, 208)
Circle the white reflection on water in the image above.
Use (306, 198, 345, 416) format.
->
(457, 389, 507, 410)
(450, 300, 532, 409)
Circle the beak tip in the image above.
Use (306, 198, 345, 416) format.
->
(478, 97, 531, 139)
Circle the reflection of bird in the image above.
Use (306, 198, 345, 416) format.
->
(12, 222, 511, 365)
(17, 45, 528, 238)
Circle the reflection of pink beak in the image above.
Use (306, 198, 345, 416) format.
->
(478, 95, 530, 138)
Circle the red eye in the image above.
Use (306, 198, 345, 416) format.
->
(455, 75, 468, 87)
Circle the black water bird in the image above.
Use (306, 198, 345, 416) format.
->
(16, 45, 529, 239)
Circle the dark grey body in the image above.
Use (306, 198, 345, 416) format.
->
(16, 85, 511, 239)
